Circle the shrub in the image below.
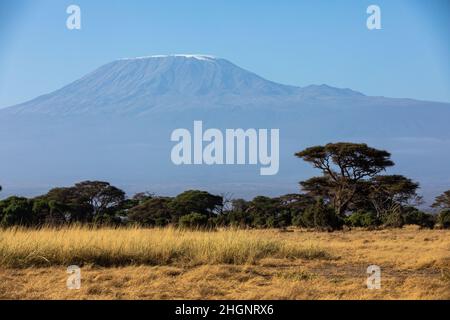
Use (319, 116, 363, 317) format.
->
(0, 197, 34, 227)
(380, 207, 435, 229)
(345, 211, 379, 228)
(294, 200, 341, 230)
(292, 206, 314, 228)
(437, 209, 450, 229)
(382, 210, 404, 228)
(247, 196, 286, 228)
(178, 212, 209, 229)
(403, 207, 435, 228)
(220, 209, 252, 228)
(93, 214, 122, 226)
(32, 198, 67, 226)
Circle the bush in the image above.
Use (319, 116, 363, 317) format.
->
(178, 212, 209, 229)
(247, 196, 286, 228)
(382, 210, 404, 228)
(292, 206, 314, 228)
(220, 209, 252, 228)
(294, 200, 341, 230)
(437, 209, 450, 229)
(0, 197, 34, 227)
(403, 207, 435, 228)
(32, 198, 67, 226)
(381, 207, 435, 229)
(345, 211, 379, 228)
(93, 214, 122, 226)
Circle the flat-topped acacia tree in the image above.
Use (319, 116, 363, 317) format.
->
(296, 142, 394, 216)
(45, 181, 126, 223)
(432, 190, 450, 211)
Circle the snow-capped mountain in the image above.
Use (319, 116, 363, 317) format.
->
(4, 55, 299, 115)
(0, 55, 449, 201)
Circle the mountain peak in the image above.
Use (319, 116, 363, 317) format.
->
(120, 54, 217, 61)
(2, 56, 369, 116)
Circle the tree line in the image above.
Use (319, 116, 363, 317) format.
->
(0, 142, 449, 230)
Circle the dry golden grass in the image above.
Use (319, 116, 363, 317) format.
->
(0, 227, 329, 267)
(0, 225, 449, 300)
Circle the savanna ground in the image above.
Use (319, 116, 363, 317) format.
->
(0, 226, 449, 300)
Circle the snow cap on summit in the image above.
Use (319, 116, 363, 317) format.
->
(121, 54, 216, 61)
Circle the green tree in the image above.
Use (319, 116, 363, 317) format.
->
(402, 207, 435, 228)
(279, 193, 315, 228)
(296, 143, 394, 216)
(169, 190, 223, 219)
(368, 175, 420, 218)
(45, 187, 91, 222)
(128, 197, 173, 227)
(45, 181, 125, 222)
(279, 194, 316, 214)
(246, 196, 284, 228)
(0, 197, 34, 227)
(293, 199, 341, 230)
(219, 199, 252, 227)
(73, 181, 125, 218)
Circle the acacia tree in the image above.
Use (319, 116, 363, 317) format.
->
(73, 181, 125, 220)
(368, 175, 420, 218)
(45, 187, 89, 222)
(169, 190, 223, 219)
(432, 190, 450, 211)
(45, 181, 125, 222)
(127, 197, 173, 226)
(296, 143, 394, 216)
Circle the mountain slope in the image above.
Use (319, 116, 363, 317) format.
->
(4, 55, 302, 115)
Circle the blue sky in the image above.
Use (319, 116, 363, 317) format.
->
(0, 0, 449, 107)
